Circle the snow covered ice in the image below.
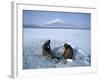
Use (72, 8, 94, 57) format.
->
(23, 28, 91, 69)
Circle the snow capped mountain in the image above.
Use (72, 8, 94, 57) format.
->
(44, 18, 66, 25)
(23, 18, 90, 29)
(42, 18, 72, 27)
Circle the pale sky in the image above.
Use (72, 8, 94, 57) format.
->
(23, 10, 91, 29)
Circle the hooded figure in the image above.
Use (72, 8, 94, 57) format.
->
(63, 43, 73, 59)
(42, 40, 52, 58)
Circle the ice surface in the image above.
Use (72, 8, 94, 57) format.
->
(23, 28, 91, 69)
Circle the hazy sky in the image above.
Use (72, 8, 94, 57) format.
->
(23, 10, 91, 29)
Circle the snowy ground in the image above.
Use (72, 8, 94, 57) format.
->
(23, 28, 91, 69)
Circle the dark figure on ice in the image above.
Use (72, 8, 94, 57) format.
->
(42, 40, 52, 58)
(63, 43, 73, 59)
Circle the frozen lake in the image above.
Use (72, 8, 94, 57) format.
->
(23, 28, 91, 69)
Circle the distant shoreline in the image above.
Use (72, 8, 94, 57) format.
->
(23, 26, 90, 30)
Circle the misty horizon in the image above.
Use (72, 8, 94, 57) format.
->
(23, 10, 91, 29)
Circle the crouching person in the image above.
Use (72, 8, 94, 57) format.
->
(63, 43, 73, 62)
(42, 40, 52, 58)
